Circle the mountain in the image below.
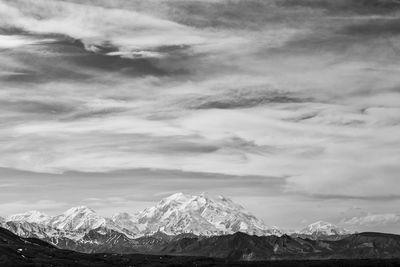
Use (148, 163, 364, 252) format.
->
(1, 221, 58, 239)
(158, 232, 314, 261)
(6, 210, 51, 225)
(7, 226, 398, 267)
(53, 227, 140, 254)
(0, 226, 234, 267)
(49, 206, 113, 233)
(2, 193, 365, 255)
(294, 221, 352, 240)
(2, 225, 400, 266)
(112, 212, 141, 234)
(131, 192, 280, 236)
(157, 231, 400, 261)
(331, 232, 400, 259)
(2, 220, 400, 262)
(3, 193, 279, 238)
(1, 193, 280, 253)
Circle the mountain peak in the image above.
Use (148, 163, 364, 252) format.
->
(63, 206, 95, 216)
(300, 220, 351, 236)
(7, 210, 51, 225)
(162, 192, 193, 203)
(136, 192, 275, 236)
(309, 220, 333, 227)
(49, 206, 105, 232)
(2, 193, 281, 238)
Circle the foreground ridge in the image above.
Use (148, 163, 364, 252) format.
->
(1, 226, 400, 265)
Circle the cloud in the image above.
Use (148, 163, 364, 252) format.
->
(182, 89, 312, 110)
(339, 213, 400, 234)
(0, 167, 285, 220)
(0, 0, 255, 61)
(340, 18, 400, 36)
(277, 0, 400, 15)
(0, 183, 19, 188)
(0, 34, 54, 48)
(0, 0, 400, 231)
(0, 99, 75, 115)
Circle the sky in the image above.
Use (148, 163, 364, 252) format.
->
(0, 0, 400, 233)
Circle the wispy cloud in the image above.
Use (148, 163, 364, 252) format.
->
(0, 0, 400, 230)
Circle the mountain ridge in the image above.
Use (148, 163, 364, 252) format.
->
(0, 193, 356, 254)
(2, 193, 283, 238)
(3, 226, 400, 266)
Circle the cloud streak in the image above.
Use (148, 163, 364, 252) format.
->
(0, 0, 400, 230)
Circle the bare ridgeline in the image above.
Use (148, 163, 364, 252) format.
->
(1, 193, 400, 266)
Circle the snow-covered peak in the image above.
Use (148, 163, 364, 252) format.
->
(135, 192, 278, 236)
(165, 192, 192, 201)
(7, 210, 51, 225)
(156, 192, 244, 213)
(49, 206, 107, 232)
(159, 192, 194, 206)
(62, 206, 95, 217)
(2, 193, 283, 239)
(300, 221, 350, 236)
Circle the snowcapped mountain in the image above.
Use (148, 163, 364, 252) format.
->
(6, 210, 51, 225)
(49, 206, 112, 232)
(1, 192, 286, 252)
(1, 193, 361, 254)
(298, 221, 351, 239)
(3, 193, 280, 239)
(130, 192, 280, 236)
(2, 221, 57, 239)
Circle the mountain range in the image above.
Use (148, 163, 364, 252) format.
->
(3, 226, 400, 267)
(2, 225, 400, 265)
(1, 193, 353, 254)
(1, 193, 349, 237)
(2, 193, 400, 262)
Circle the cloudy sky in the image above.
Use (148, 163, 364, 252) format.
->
(1, 0, 400, 233)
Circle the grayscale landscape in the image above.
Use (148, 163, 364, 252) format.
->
(1, 0, 400, 266)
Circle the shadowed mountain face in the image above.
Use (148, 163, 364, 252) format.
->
(155, 232, 400, 261)
(2, 227, 400, 267)
(0, 227, 229, 267)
